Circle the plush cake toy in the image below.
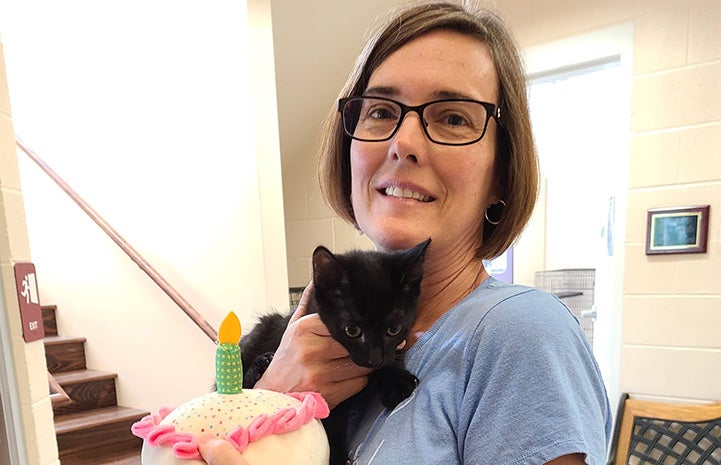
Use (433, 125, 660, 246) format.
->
(131, 312, 330, 465)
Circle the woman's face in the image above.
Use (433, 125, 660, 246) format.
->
(350, 29, 501, 254)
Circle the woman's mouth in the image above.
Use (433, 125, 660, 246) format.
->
(382, 186, 434, 203)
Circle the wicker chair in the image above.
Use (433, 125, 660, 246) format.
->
(608, 393, 721, 465)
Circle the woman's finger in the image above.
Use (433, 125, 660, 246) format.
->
(198, 439, 250, 465)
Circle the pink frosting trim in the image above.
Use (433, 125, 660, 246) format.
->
(131, 391, 329, 460)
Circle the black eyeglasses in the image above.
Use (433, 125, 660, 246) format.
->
(338, 96, 501, 146)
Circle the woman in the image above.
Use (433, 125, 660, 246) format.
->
(205, 2, 611, 464)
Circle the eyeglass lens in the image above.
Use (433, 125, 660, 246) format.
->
(341, 97, 491, 145)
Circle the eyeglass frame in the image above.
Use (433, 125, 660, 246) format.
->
(337, 96, 502, 147)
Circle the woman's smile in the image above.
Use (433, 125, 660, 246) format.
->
(378, 183, 435, 203)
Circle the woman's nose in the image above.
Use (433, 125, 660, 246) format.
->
(390, 112, 428, 162)
(396, 111, 427, 140)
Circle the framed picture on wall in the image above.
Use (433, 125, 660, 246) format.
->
(646, 205, 710, 255)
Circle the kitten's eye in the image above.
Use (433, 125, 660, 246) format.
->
(344, 325, 362, 338)
(386, 325, 402, 337)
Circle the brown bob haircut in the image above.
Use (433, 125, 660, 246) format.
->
(318, 1, 538, 260)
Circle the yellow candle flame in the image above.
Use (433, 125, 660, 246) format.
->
(218, 312, 241, 344)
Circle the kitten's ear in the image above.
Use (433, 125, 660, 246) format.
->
(407, 238, 431, 264)
(401, 238, 431, 286)
(312, 246, 344, 289)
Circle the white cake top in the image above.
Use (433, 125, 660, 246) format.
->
(132, 389, 330, 465)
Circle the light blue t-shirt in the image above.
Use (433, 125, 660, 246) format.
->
(346, 277, 612, 465)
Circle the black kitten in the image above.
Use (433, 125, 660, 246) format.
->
(239, 238, 430, 465)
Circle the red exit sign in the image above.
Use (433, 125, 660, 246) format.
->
(13, 263, 45, 343)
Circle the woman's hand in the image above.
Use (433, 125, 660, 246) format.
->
(254, 282, 371, 408)
(199, 438, 250, 465)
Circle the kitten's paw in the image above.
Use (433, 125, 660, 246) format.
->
(380, 371, 418, 409)
(243, 352, 274, 389)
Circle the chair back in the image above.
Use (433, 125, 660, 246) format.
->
(608, 393, 721, 465)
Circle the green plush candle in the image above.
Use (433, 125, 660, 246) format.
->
(216, 312, 243, 394)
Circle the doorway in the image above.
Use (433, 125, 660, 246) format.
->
(518, 24, 633, 409)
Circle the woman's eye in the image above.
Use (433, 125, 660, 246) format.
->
(368, 107, 395, 120)
(444, 113, 470, 126)
(344, 325, 362, 338)
(386, 325, 402, 337)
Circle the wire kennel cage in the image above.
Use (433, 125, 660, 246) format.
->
(534, 269, 596, 345)
(289, 286, 305, 308)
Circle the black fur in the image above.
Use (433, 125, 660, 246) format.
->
(239, 238, 429, 465)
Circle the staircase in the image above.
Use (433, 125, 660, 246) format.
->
(43, 304, 148, 465)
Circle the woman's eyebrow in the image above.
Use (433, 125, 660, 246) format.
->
(363, 86, 397, 97)
(363, 86, 477, 100)
(433, 89, 474, 100)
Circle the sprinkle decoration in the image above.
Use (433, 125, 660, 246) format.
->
(130, 391, 330, 459)
(216, 312, 243, 394)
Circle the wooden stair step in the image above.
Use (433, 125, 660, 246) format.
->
(59, 441, 143, 465)
(55, 406, 148, 464)
(55, 405, 148, 435)
(61, 449, 141, 465)
(41, 304, 58, 336)
(54, 369, 118, 385)
(42, 303, 148, 464)
(44, 336, 87, 373)
(52, 369, 119, 415)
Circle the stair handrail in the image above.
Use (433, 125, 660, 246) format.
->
(15, 135, 218, 342)
(48, 372, 72, 407)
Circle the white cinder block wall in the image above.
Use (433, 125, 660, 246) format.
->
(0, 40, 59, 465)
(278, 0, 721, 401)
(621, 0, 721, 402)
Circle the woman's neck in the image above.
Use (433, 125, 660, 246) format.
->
(407, 248, 488, 346)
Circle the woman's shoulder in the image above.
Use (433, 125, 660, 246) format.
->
(455, 277, 571, 323)
(415, 277, 582, 357)
(438, 277, 583, 347)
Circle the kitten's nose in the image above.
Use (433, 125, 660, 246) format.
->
(367, 348, 383, 368)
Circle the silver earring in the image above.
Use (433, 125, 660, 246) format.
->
(485, 200, 506, 226)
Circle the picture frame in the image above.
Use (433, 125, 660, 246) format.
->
(646, 205, 710, 255)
